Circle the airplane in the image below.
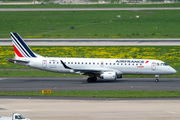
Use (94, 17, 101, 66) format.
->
(7, 32, 177, 83)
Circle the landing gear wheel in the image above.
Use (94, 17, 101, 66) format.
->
(155, 79, 159, 82)
(92, 77, 97, 82)
(87, 76, 97, 83)
(87, 78, 93, 83)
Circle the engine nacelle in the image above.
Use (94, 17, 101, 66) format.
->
(100, 72, 117, 80)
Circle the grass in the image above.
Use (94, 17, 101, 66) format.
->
(0, 70, 179, 77)
(0, 10, 180, 38)
(1, 3, 180, 8)
(0, 91, 180, 98)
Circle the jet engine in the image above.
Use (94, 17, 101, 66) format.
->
(100, 72, 117, 80)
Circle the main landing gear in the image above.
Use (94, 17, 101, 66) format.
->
(155, 75, 159, 82)
(87, 76, 97, 83)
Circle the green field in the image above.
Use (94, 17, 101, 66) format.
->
(1, 3, 180, 8)
(0, 10, 180, 38)
(0, 91, 180, 98)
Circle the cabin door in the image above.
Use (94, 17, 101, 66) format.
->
(42, 60, 47, 68)
(151, 62, 156, 70)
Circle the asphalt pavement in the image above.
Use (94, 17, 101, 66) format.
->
(0, 98, 180, 120)
(0, 77, 179, 91)
(1, 38, 180, 46)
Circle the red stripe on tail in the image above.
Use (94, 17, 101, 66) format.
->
(13, 44, 24, 57)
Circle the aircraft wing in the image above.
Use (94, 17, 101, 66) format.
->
(60, 60, 110, 74)
(73, 68, 102, 72)
(6, 58, 29, 63)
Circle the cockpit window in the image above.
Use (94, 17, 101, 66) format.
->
(15, 115, 25, 119)
(159, 63, 169, 66)
(164, 63, 168, 66)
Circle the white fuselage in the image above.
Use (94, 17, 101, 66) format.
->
(16, 57, 176, 76)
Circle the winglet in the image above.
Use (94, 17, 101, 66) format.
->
(60, 60, 72, 69)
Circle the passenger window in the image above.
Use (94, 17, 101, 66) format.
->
(129, 64, 130, 65)
(157, 63, 159, 66)
(97, 63, 99, 65)
(121, 63, 123, 65)
(132, 64, 134, 65)
(68, 62, 70, 64)
(110, 63, 111, 65)
(49, 62, 51, 64)
(117, 63, 119, 65)
(53, 62, 55, 64)
(75, 62, 77, 64)
(57, 62, 59, 64)
(113, 63, 115, 65)
(93, 63, 95, 65)
(89, 62, 91, 64)
(85, 62, 87, 64)
(78, 62, 80, 64)
(136, 64, 138, 65)
(82, 62, 83, 64)
(71, 62, 73, 64)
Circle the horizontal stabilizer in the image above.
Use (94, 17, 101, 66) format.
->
(6, 58, 29, 63)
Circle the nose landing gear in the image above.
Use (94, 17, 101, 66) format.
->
(155, 75, 159, 82)
(155, 79, 159, 82)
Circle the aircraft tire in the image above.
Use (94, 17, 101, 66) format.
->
(92, 77, 97, 82)
(87, 78, 93, 83)
(155, 79, 159, 82)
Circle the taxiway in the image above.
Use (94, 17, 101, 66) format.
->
(0, 77, 179, 91)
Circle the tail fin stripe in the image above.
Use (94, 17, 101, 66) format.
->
(13, 44, 24, 57)
(13, 41, 27, 57)
(13, 33, 36, 57)
(11, 34, 30, 57)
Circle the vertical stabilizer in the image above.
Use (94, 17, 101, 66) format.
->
(10, 32, 43, 58)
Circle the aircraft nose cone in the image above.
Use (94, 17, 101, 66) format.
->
(171, 68, 177, 74)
